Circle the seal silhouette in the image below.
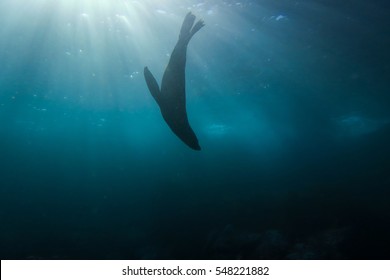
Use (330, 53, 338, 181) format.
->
(144, 12, 204, 150)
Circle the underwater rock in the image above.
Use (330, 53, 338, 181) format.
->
(254, 230, 289, 259)
(205, 226, 348, 259)
(204, 225, 261, 259)
(287, 227, 348, 259)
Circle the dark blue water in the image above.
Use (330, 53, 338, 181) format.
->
(0, 0, 389, 259)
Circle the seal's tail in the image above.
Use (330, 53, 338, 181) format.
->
(179, 12, 205, 43)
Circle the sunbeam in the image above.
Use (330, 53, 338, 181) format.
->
(0, 0, 281, 109)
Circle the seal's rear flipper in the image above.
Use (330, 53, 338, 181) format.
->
(179, 12, 196, 41)
(190, 20, 205, 39)
(144, 67, 161, 105)
(179, 12, 205, 43)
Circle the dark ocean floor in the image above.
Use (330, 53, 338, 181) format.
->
(1, 121, 389, 260)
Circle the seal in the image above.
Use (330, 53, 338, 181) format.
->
(144, 12, 204, 150)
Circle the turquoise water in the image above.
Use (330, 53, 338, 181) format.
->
(0, 0, 389, 259)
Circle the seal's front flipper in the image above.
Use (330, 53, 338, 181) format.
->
(144, 67, 161, 105)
